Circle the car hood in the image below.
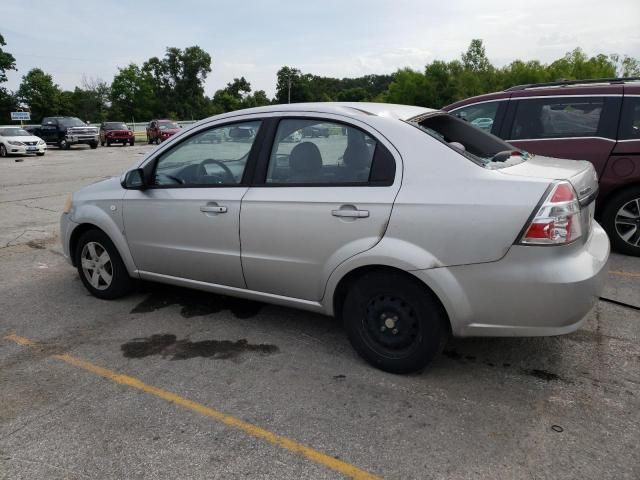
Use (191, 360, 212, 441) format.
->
(74, 176, 125, 201)
(497, 155, 599, 202)
(1, 135, 43, 143)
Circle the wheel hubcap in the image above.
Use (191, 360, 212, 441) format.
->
(81, 242, 113, 290)
(364, 295, 420, 354)
(614, 197, 640, 247)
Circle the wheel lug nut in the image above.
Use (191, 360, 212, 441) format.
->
(380, 326, 386, 332)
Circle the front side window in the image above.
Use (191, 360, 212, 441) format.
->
(104, 122, 128, 131)
(59, 117, 87, 128)
(153, 120, 261, 186)
(451, 101, 500, 133)
(266, 119, 376, 184)
(510, 97, 604, 139)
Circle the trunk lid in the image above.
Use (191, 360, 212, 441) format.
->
(497, 155, 599, 205)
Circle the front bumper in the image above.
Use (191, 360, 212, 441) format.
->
(60, 213, 77, 265)
(413, 222, 610, 337)
(65, 134, 99, 144)
(5, 144, 46, 155)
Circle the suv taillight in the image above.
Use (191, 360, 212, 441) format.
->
(519, 181, 583, 245)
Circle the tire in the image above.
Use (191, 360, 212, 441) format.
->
(601, 186, 640, 256)
(130, 140, 135, 146)
(36, 152, 45, 156)
(342, 270, 448, 374)
(147, 135, 153, 145)
(75, 229, 133, 300)
(155, 136, 160, 145)
(0, 144, 6, 157)
(59, 139, 70, 150)
(100, 140, 105, 146)
(122, 141, 127, 147)
(90, 142, 98, 149)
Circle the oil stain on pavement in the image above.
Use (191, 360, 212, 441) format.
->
(131, 284, 264, 319)
(121, 334, 278, 360)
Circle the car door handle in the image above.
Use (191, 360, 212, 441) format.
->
(332, 208, 369, 218)
(200, 205, 227, 214)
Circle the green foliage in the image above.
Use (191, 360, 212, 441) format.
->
(17, 68, 62, 122)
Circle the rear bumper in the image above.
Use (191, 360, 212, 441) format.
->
(413, 222, 610, 337)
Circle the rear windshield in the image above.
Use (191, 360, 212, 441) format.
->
(409, 113, 531, 169)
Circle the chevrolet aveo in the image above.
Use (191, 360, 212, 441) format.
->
(60, 103, 610, 373)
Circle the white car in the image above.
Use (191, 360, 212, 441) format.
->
(0, 126, 47, 157)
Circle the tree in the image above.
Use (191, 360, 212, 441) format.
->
(110, 64, 155, 122)
(274, 67, 311, 104)
(0, 33, 17, 121)
(383, 69, 432, 106)
(17, 68, 62, 122)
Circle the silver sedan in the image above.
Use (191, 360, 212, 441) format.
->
(60, 102, 609, 373)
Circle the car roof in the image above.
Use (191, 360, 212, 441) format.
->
(206, 102, 436, 122)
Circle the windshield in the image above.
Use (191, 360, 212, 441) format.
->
(104, 122, 128, 130)
(0, 128, 30, 137)
(59, 117, 87, 128)
(159, 122, 179, 130)
(409, 113, 530, 169)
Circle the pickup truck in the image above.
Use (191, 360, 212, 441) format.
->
(26, 116, 99, 149)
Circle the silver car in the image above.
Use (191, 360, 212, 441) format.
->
(60, 103, 610, 373)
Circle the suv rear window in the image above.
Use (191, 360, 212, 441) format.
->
(411, 113, 528, 169)
(510, 97, 604, 140)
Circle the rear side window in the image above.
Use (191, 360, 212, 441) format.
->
(451, 101, 500, 133)
(266, 119, 394, 185)
(510, 97, 604, 139)
(619, 97, 640, 140)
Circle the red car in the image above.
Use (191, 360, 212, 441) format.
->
(100, 122, 134, 147)
(443, 77, 640, 256)
(146, 119, 180, 144)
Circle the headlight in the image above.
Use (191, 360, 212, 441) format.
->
(8, 140, 25, 146)
(63, 193, 73, 214)
(38, 140, 45, 145)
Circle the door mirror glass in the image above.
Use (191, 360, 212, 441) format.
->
(123, 168, 146, 189)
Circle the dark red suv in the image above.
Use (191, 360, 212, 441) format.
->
(443, 77, 640, 256)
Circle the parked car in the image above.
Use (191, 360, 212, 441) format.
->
(26, 116, 98, 150)
(100, 122, 135, 147)
(0, 126, 46, 157)
(60, 102, 609, 373)
(302, 124, 330, 138)
(146, 119, 180, 144)
(443, 77, 640, 256)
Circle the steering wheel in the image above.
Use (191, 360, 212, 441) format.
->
(197, 158, 236, 184)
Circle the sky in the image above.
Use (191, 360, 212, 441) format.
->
(2, 0, 639, 98)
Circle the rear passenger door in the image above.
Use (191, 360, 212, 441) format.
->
(503, 95, 621, 177)
(240, 116, 400, 301)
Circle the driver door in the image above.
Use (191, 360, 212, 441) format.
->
(123, 120, 262, 288)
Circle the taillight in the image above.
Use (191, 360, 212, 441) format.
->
(519, 181, 583, 245)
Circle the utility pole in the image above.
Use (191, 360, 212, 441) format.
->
(287, 74, 291, 104)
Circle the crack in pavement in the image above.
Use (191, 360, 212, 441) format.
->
(1, 229, 48, 249)
(16, 203, 58, 213)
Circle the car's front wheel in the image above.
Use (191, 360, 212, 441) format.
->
(602, 186, 640, 256)
(90, 142, 98, 149)
(75, 229, 133, 299)
(0, 144, 7, 157)
(342, 270, 448, 374)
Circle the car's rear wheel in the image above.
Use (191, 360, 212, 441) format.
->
(147, 135, 152, 144)
(342, 270, 448, 374)
(59, 139, 70, 150)
(75, 229, 133, 299)
(36, 152, 45, 156)
(602, 186, 640, 256)
(130, 139, 135, 146)
(0, 144, 7, 157)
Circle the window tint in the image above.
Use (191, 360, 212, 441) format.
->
(619, 97, 640, 140)
(510, 97, 604, 139)
(154, 121, 261, 186)
(452, 101, 499, 132)
(266, 119, 376, 184)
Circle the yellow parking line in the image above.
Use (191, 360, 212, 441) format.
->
(4, 334, 381, 480)
(609, 270, 640, 278)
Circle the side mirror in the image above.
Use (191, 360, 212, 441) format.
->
(123, 168, 146, 190)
